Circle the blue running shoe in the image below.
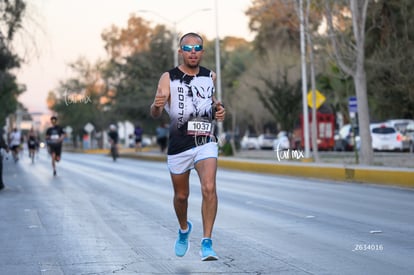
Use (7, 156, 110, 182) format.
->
(174, 221, 192, 257)
(200, 238, 218, 261)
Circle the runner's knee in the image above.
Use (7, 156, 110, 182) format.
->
(201, 180, 216, 195)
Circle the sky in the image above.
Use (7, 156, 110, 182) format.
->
(15, 0, 254, 114)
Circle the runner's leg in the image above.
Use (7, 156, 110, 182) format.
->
(52, 152, 56, 171)
(194, 157, 218, 238)
(171, 171, 191, 231)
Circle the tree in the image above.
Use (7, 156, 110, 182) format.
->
(202, 37, 253, 135)
(324, 0, 373, 165)
(246, 0, 321, 140)
(241, 0, 304, 135)
(102, 24, 172, 128)
(316, 63, 354, 124)
(0, 72, 25, 125)
(246, 0, 301, 54)
(101, 15, 154, 62)
(253, 72, 302, 133)
(0, 0, 27, 127)
(364, 0, 414, 120)
(101, 15, 175, 130)
(49, 58, 108, 147)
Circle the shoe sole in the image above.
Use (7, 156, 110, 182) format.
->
(200, 253, 219, 261)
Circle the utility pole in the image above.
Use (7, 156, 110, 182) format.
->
(299, 0, 310, 159)
(215, 0, 223, 138)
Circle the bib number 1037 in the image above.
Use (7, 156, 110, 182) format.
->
(187, 121, 212, 136)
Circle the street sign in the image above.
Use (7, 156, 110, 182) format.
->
(65, 126, 73, 138)
(84, 122, 94, 133)
(307, 90, 326, 109)
(65, 126, 73, 134)
(348, 96, 358, 113)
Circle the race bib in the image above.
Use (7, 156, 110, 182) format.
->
(187, 119, 212, 136)
(51, 134, 59, 140)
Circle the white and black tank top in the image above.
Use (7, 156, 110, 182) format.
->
(165, 66, 215, 155)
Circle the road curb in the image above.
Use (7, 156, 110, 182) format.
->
(83, 149, 414, 189)
(217, 158, 414, 189)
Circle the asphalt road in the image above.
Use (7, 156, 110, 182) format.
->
(1, 150, 413, 275)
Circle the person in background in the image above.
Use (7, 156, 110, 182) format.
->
(46, 116, 66, 176)
(27, 127, 38, 163)
(0, 129, 10, 190)
(150, 32, 226, 261)
(108, 124, 119, 161)
(156, 121, 169, 153)
(134, 123, 143, 152)
(8, 127, 21, 163)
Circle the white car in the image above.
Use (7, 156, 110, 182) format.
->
(257, 134, 277, 150)
(386, 119, 414, 133)
(370, 123, 403, 151)
(240, 134, 259, 150)
(386, 119, 414, 151)
(334, 124, 361, 151)
(273, 131, 290, 151)
(406, 122, 414, 152)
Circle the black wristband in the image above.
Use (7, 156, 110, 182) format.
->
(214, 102, 224, 109)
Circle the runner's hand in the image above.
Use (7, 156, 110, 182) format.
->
(153, 86, 168, 108)
(214, 102, 225, 122)
(153, 94, 167, 108)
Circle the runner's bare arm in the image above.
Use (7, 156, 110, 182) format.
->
(150, 72, 170, 119)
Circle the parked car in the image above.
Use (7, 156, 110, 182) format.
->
(386, 118, 414, 151)
(386, 119, 414, 151)
(334, 124, 359, 151)
(240, 133, 259, 150)
(370, 123, 403, 151)
(386, 119, 414, 133)
(273, 131, 290, 151)
(257, 134, 277, 150)
(405, 122, 414, 152)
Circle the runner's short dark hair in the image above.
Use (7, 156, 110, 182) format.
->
(179, 32, 203, 46)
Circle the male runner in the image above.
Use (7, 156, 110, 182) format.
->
(46, 116, 65, 176)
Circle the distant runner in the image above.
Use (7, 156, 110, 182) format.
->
(46, 116, 66, 176)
